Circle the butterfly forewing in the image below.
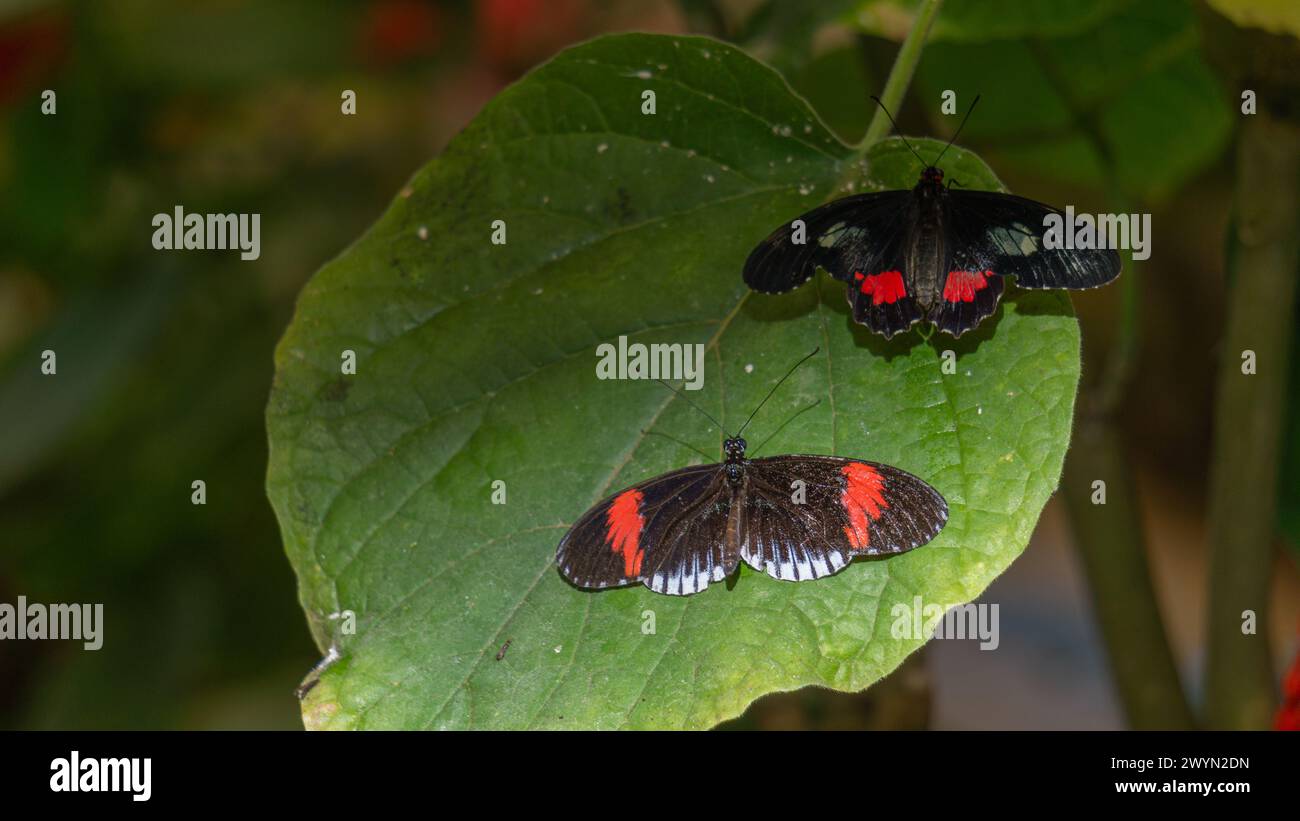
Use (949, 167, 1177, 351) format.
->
(556, 464, 731, 594)
(742, 191, 910, 294)
(740, 455, 948, 581)
(944, 190, 1122, 290)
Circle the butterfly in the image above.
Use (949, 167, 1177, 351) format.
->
(743, 96, 1122, 338)
(556, 350, 948, 596)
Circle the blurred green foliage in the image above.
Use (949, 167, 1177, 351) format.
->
(880, 0, 1233, 198)
(0, 0, 469, 728)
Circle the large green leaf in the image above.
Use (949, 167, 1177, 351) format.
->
(266, 33, 1081, 729)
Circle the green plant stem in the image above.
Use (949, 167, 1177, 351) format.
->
(1203, 112, 1300, 729)
(1062, 234, 1191, 729)
(1061, 253, 1192, 728)
(1026, 40, 1193, 728)
(1061, 424, 1195, 728)
(1091, 232, 1141, 416)
(856, 0, 943, 155)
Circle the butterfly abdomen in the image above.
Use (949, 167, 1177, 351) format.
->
(906, 180, 950, 308)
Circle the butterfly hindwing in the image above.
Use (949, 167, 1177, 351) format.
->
(556, 464, 732, 595)
(742, 191, 910, 294)
(848, 269, 925, 339)
(738, 455, 948, 581)
(927, 268, 1005, 337)
(945, 189, 1122, 290)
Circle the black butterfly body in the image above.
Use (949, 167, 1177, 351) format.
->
(743, 166, 1122, 338)
(556, 436, 947, 596)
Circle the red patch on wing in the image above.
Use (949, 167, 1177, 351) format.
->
(841, 463, 889, 550)
(605, 489, 645, 577)
(942, 270, 991, 303)
(857, 270, 906, 305)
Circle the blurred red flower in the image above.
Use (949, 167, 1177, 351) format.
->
(360, 0, 444, 66)
(476, 0, 585, 75)
(1277, 625, 1300, 731)
(0, 10, 69, 108)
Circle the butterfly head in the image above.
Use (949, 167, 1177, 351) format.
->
(921, 166, 944, 184)
(723, 436, 747, 462)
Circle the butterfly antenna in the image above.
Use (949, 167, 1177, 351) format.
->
(869, 95, 927, 167)
(655, 379, 725, 432)
(641, 429, 714, 462)
(933, 94, 981, 167)
(750, 398, 821, 458)
(736, 347, 820, 437)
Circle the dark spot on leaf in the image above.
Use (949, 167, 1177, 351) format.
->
(292, 498, 316, 525)
(606, 186, 635, 224)
(322, 377, 351, 402)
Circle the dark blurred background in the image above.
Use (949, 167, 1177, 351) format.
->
(1, 0, 1296, 729)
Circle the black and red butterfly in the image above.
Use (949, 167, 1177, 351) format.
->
(556, 350, 948, 596)
(743, 97, 1122, 338)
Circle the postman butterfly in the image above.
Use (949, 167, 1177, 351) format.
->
(743, 96, 1122, 338)
(556, 350, 948, 596)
